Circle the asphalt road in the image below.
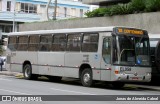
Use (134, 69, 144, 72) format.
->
(0, 75, 160, 104)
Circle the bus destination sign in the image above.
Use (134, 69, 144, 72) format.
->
(115, 28, 144, 35)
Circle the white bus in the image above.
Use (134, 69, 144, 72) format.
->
(149, 34, 160, 80)
(6, 27, 151, 88)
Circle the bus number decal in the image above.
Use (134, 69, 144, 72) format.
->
(83, 55, 89, 63)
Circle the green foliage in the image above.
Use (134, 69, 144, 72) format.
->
(131, 0, 146, 13)
(109, 5, 122, 15)
(85, 8, 111, 17)
(145, 0, 160, 12)
(0, 45, 4, 55)
(110, 3, 133, 16)
(85, 0, 160, 18)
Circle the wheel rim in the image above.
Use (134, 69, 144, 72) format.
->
(24, 66, 30, 78)
(83, 73, 90, 84)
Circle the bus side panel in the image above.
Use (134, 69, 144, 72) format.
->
(9, 52, 38, 74)
(38, 52, 64, 76)
(64, 53, 101, 80)
(88, 53, 101, 80)
(64, 53, 81, 78)
(100, 60, 111, 81)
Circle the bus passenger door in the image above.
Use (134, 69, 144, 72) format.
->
(100, 37, 111, 81)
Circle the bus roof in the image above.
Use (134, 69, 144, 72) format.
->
(5, 27, 114, 36)
(5, 26, 146, 36)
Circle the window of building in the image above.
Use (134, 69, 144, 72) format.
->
(39, 35, 52, 51)
(28, 35, 39, 51)
(82, 33, 99, 52)
(21, 3, 37, 13)
(52, 34, 66, 51)
(71, 8, 76, 17)
(17, 36, 28, 51)
(7, 1, 11, 11)
(80, 9, 83, 17)
(56, 7, 59, 17)
(67, 34, 82, 51)
(8, 36, 17, 51)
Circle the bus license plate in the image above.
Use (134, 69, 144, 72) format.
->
(131, 77, 139, 80)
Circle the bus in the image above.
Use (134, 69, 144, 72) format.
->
(149, 34, 160, 80)
(6, 27, 151, 88)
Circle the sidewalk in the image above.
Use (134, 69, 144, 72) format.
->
(0, 69, 23, 76)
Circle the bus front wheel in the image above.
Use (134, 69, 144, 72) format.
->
(81, 68, 93, 87)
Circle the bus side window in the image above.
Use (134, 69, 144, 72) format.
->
(28, 35, 40, 51)
(67, 34, 82, 52)
(82, 33, 99, 52)
(39, 35, 52, 51)
(52, 34, 66, 51)
(102, 37, 111, 64)
(17, 36, 28, 51)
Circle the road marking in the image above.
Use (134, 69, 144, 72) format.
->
(0, 89, 32, 95)
(0, 78, 12, 81)
(50, 88, 96, 95)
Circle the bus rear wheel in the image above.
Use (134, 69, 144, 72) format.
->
(81, 68, 93, 87)
(23, 64, 37, 80)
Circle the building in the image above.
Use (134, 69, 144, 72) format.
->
(0, 0, 98, 33)
(82, 0, 131, 7)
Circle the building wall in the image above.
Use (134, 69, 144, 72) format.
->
(0, 0, 91, 22)
(19, 12, 160, 34)
(83, 0, 107, 4)
(82, 0, 130, 6)
(1, 0, 15, 12)
(0, 0, 2, 11)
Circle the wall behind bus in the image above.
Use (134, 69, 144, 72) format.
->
(19, 12, 160, 34)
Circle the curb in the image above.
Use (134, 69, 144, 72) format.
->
(0, 71, 23, 77)
(127, 84, 160, 91)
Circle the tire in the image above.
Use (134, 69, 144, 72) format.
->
(80, 68, 93, 87)
(48, 76, 62, 82)
(111, 82, 125, 89)
(23, 64, 37, 80)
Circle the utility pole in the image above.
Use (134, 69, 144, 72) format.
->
(53, 0, 57, 20)
(13, 0, 16, 32)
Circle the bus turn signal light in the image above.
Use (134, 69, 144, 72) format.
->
(115, 70, 119, 74)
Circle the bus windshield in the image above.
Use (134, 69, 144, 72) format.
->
(112, 35, 150, 66)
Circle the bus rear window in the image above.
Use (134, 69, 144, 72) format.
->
(8, 36, 17, 51)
